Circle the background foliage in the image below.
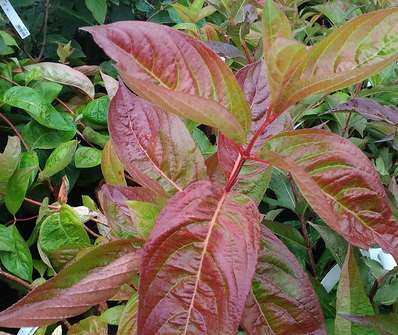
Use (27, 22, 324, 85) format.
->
(0, 0, 398, 334)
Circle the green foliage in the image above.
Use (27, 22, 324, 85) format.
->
(0, 0, 397, 333)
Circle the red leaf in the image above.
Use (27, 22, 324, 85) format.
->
(137, 181, 260, 334)
(82, 22, 250, 143)
(241, 226, 326, 335)
(109, 82, 207, 194)
(259, 129, 398, 258)
(218, 61, 291, 202)
(0, 240, 141, 328)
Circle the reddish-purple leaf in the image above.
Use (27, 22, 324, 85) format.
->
(218, 60, 291, 203)
(0, 240, 141, 328)
(329, 98, 398, 125)
(138, 181, 260, 334)
(241, 226, 326, 335)
(82, 22, 250, 143)
(109, 82, 207, 195)
(259, 129, 398, 259)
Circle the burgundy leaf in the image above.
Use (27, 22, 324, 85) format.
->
(109, 82, 207, 194)
(0, 240, 141, 328)
(138, 181, 260, 334)
(241, 226, 326, 335)
(259, 129, 398, 259)
(218, 61, 292, 202)
(329, 97, 398, 124)
(82, 21, 250, 143)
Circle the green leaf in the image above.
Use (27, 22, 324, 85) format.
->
(82, 95, 109, 126)
(374, 269, 398, 305)
(0, 136, 21, 202)
(74, 146, 102, 168)
(191, 128, 216, 158)
(117, 293, 138, 335)
(1, 86, 76, 131)
(85, 0, 108, 24)
(82, 126, 109, 148)
(38, 140, 78, 180)
(339, 314, 398, 335)
(31, 80, 63, 104)
(0, 225, 33, 281)
(21, 121, 76, 150)
(310, 223, 348, 267)
(0, 225, 14, 252)
(335, 247, 376, 335)
(101, 140, 126, 186)
(5, 151, 39, 215)
(38, 206, 91, 269)
(127, 200, 160, 239)
(69, 316, 108, 335)
(100, 305, 124, 326)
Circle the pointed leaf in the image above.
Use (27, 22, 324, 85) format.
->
(98, 184, 156, 239)
(329, 98, 398, 124)
(101, 140, 126, 186)
(109, 83, 207, 194)
(0, 136, 20, 202)
(82, 21, 250, 143)
(0, 225, 32, 281)
(117, 293, 138, 335)
(68, 316, 108, 335)
(262, 6, 398, 115)
(218, 60, 290, 203)
(25, 63, 95, 99)
(1, 86, 76, 132)
(335, 247, 376, 334)
(138, 181, 260, 334)
(5, 151, 39, 215)
(259, 129, 398, 259)
(38, 140, 78, 180)
(241, 225, 326, 335)
(74, 146, 102, 168)
(0, 240, 141, 328)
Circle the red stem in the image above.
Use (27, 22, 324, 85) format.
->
(224, 107, 274, 192)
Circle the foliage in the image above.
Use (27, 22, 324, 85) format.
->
(0, 0, 398, 334)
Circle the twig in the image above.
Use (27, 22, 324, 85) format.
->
(299, 213, 318, 278)
(23, 196, 59, 210)
(37, 0, 50, 61)
(0, 111, 30, 150)
(83, 224, 100, 238)
(0, 267, 31, 290)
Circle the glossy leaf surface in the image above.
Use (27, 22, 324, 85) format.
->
(241, 225, 326, 335)
(0, 136, 20, 202)
(82, 21, 250, 143)
(262, 4, 398, 115)
(109, 83, 207, 194)
(1, 86, 76, 132)
(138, 181, 260, 334)
(0, 240, 141, 327)
(259, 129, 398, 258)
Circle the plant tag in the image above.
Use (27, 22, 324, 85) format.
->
(17, 327, 38, 335)
(321, 264, 341, 293)
(0, 0, 30, 39)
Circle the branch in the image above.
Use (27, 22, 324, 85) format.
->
(0, 267, 31, 290)
(0, 111, 30, 151)
(37, 0, 50, 61)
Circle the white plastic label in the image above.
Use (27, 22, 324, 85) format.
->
(17, 327, 38, 335)
(321, 264, 341, 293)
(0, 0, 30, 39)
